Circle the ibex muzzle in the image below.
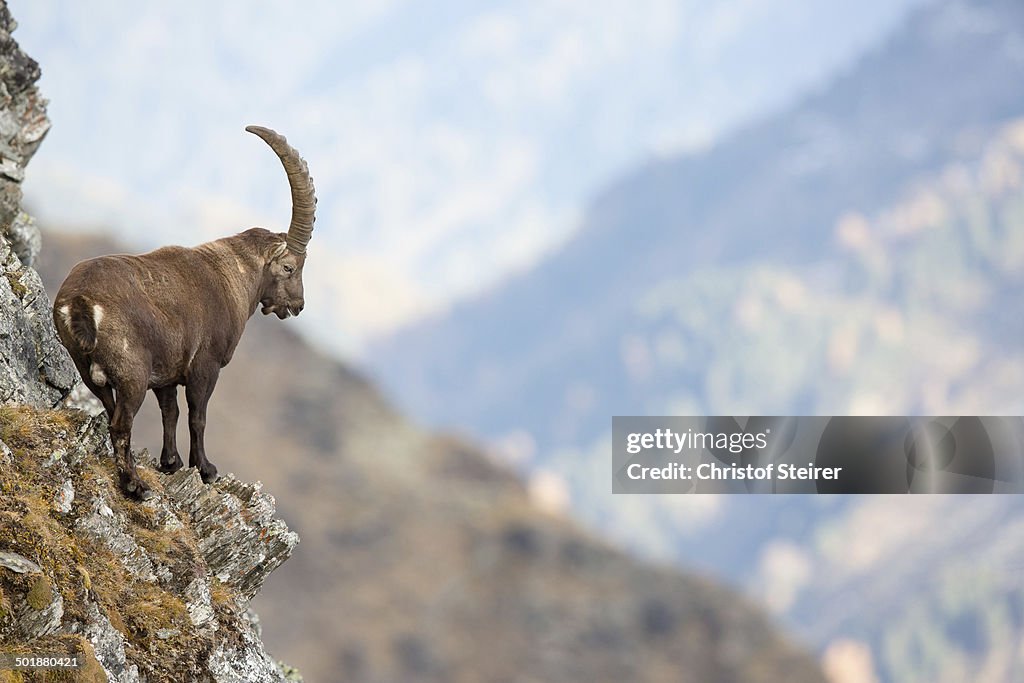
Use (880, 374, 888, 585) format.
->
(53, 126, 317, 500)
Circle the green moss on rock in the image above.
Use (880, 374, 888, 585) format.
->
(75, 566, 90, 591)
(279, 661, 305, 681)
(75, 639, 110, 683)
(0, 405, 294, 680)
(26, 574, 53, 610)
(3, 269, 27, 299)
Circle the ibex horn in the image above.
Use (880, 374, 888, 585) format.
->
(245, 125, 317, 256)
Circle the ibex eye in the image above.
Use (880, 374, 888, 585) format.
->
(283, 265, 295, 274)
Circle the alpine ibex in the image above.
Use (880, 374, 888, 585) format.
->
(53, 126, 316, 500)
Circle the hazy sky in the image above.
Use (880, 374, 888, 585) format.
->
(11, 0, 926, 355)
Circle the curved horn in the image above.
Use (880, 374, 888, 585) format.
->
(245, 125, 317, 256)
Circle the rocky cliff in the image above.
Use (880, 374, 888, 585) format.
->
(0, 406, 299, 682)
(0, 5, 300, 681)
(0, 4, 75, 409)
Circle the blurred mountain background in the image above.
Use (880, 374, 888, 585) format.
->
(15, 0, 1024, 681)
(366, 0, 1024, 681)
(34, 236, 826, 683)
(10, 0, 924, 353)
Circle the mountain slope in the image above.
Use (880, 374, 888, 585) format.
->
(539, 110, 1024, 683)
(361, 0, 1024, 681)
(367, 0, 1024, 451)
(36, 232, 826, 683)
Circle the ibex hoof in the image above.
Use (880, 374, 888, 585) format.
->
(121, 475, 153, 501)
(157, 455, 183, 474)
(200, 463, 219, 484)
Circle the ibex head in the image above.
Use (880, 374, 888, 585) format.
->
(246, 125, 317, 319)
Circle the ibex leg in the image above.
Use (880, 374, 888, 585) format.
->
(154, 385, 183, 474)
(186, 365, 220, 484)
(109, 376, 150, 500)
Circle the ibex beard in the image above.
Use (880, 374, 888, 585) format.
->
(53, 125, 317, 501)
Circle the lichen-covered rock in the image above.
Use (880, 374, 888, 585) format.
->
(77, 600, 142, 683)
(0, 550, 40, 574)
(207, 620, 296, 683)
(0, 0, 77, 409)
(0, 235, 78, 407)
(14, 574, 63, 638)
(0, 5, 47, 228)
(5, 210, 40, 266)
(162, 468, 299, 602)
(0, 405, 300, 682)
(53, 478, 75, 513)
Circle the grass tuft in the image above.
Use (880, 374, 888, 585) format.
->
(25, 575, 53, 611)
(3, 270, 27, 299)
(0, 405, 232, 679)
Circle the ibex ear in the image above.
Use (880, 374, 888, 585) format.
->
(267, 241, 288, 260)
